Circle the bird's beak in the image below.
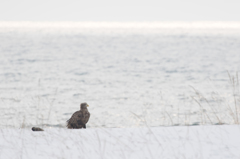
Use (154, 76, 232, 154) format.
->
(87, 104, 89, 107)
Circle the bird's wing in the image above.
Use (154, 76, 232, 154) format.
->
(67, 111, 81, 127)
(81, 110, 90, 124)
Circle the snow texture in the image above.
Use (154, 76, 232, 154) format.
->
(0, 22, 240, 128)
(0, 125, 240, 159)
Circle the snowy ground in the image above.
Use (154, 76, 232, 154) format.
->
(0, 22, 240, 158)
(0, 125, 240, 159)
(1, 22, 240, 128)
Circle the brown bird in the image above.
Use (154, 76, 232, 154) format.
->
(67, 102, 90, 129)
(32, 102, 90, 131)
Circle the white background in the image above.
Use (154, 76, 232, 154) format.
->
(0, 0, 240, 21)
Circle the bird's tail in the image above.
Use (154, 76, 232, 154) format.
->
(32, 127, 44, 131)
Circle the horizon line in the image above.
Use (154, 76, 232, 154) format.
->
(1, 21, 240, 29)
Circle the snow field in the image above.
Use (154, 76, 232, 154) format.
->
(0, 125, 240, 159)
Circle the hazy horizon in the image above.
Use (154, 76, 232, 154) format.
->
(1, 0, 240, 21)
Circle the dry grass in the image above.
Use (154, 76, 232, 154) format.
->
(190, 72, 240, 125)
(227, 71, 240, 124)
(130, 72, 240, 127)
(2, 73, 240, 129)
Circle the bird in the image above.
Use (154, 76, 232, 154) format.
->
(66, 102, 90, 129)
(32, 102, 90, 131)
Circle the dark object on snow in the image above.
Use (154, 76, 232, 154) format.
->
(32, 127, 44, 131)
(67, 103, 90, 129)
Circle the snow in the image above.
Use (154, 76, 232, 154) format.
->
(0, 125, 240, 159)
(0, 22, 240, 158)
(0, 22, 240, 129)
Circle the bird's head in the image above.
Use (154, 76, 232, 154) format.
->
(80, 102, 89, 110)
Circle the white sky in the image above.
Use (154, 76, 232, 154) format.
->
(1, 0, 240, 21)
